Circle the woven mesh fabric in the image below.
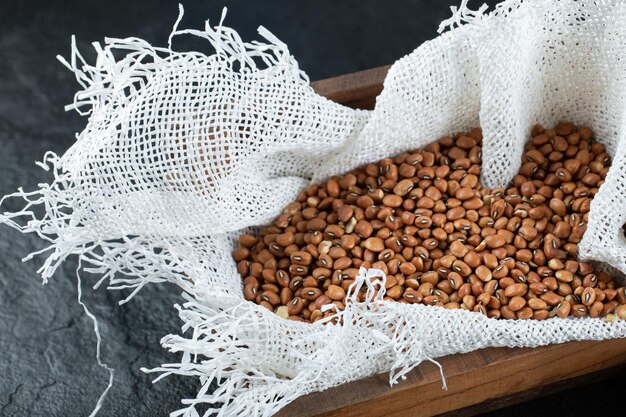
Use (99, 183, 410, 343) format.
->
(2, 1, 626, 416)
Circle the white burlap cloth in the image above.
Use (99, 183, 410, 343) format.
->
(2, 1, 626, 416)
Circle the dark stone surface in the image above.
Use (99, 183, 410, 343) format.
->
(0, 0, 623, 416)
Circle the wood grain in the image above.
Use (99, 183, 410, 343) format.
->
(278, 338, 626, 417)
(278, 68, 626, 417)
(311, 65, 390, 110)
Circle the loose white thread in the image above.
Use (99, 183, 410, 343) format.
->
(1, 2, 626, 416)
(438, 0, 489, 33)
(76, 255, 115, 416)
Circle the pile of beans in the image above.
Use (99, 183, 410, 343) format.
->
(233, 123, 626, 323)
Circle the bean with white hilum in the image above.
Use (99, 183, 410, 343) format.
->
(234, 123, 626, 323)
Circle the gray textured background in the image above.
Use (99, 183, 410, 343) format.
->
(0, 0, 623, 416)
